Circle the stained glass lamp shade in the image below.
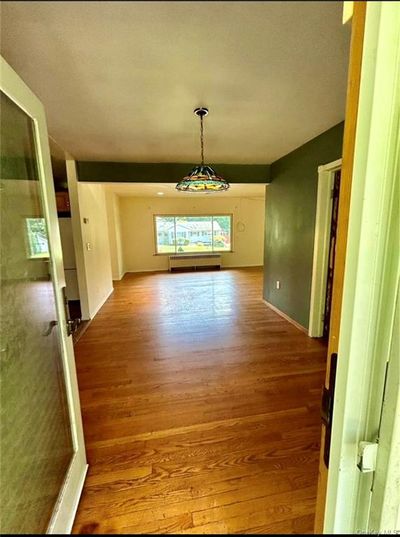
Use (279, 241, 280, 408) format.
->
(176, 108, 230, 193)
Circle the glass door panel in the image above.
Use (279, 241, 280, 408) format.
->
(0, 92, 74, 534)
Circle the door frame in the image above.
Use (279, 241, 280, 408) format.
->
(1, 57, 88, 533)
(314, 1, 367, 530)
(369, 279, 400, 532)
(322, 2, 400, 533)
(309, 158, 342, 338)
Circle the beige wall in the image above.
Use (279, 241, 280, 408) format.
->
(117, 195, 265, 273)
(105, 190, 124, 280)
(66, 159, 90, 318)
(76, 183, 113, 317)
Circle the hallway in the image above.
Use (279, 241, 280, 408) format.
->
(72, 268, 327, 534)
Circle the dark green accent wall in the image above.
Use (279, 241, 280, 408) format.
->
(76, 161, 271, 184)
(263, 122, 344, 329)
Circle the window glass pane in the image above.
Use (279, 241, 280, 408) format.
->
(155, 214, 232, 254)
(213, 216, 231, 251)
(155, 216, 176, 253)
(175, 216, 212, 253)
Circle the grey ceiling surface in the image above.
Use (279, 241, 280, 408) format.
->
(1, 1, 350, 163)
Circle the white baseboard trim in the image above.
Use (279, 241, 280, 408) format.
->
(263, 299, 309, 335)
(89, 286, 114, 319)
(124, 265, 263, 273)
(124, 268, 169, 274)
(223, 264, 264, 269)
(113, 270, 126, 281)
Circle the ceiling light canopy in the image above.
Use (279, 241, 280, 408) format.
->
(176, 108, 230, 193)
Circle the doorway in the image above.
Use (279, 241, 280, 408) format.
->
(49, 140, 89, 343)
(309, 159, 342, 338)
(322, 168, 341, 340)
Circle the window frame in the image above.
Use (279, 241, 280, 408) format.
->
(153, 213, 234, 255)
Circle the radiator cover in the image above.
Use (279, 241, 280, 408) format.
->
(168, 254, 222, 272)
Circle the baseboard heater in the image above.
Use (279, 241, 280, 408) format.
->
(168, 254, 222, 272)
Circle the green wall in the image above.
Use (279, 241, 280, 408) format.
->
(76, 161, 270, 184)
(263, 122, 344, 329)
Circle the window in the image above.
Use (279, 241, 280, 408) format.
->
(155, 215, 232, 254)
(25, 218, 49, 258)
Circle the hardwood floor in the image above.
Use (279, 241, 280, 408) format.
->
(72, 267, 327, 534)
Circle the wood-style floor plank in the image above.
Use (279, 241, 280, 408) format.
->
(72, 268, 326, 534)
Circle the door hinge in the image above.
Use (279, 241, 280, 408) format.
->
(357, 441, 378, 473)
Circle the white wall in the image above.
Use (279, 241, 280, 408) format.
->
(78, 183, 113, 317)
(116, 195, 265, 273)
(66, 160, 113, 319)
(105, 190, 124, 280)
(66, 159, 91, 319)
(58, 217, 80, 300)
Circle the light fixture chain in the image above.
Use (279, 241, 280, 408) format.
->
(176, 106, 229, 191)
(200, 114, 205, 165)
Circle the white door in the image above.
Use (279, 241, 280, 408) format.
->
(369, 286, 400, 531)
(0, 57, 87, 533)
(323, 2, 400, 533)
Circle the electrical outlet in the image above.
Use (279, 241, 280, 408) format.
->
(276, 280, 281, 290)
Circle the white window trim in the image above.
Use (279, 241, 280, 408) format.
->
(153, 214, 234, 255)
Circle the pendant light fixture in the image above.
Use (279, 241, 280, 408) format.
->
(176, 107, 230, 192)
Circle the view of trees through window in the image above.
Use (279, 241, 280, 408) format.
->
(25, 218, 49, 258)
(155, 215, 232, 254)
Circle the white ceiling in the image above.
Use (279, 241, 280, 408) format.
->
(1, 1, 350, 164)
(105, 182, 266, 199)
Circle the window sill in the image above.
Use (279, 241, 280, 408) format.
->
(154, 251, 234, 256)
